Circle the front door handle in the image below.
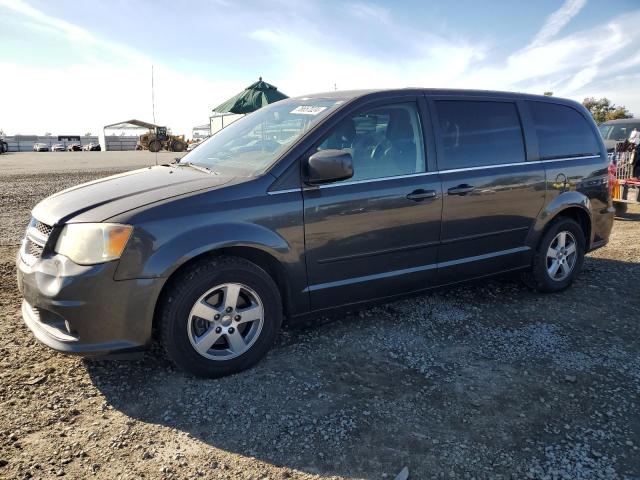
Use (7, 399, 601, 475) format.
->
(447, 184, 475, 196)
(406, 189, 437, 201)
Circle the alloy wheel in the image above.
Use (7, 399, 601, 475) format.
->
(187, 283, 264, 360)
(546, 231, 578, 281)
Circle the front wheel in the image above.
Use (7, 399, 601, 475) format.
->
(158, 256, 282, 377)
(148, 139, 162, 152)
(523, 217, 585, 293)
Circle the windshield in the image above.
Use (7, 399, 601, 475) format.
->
(598, 124, 611, 139)
(180, 98, 344, 175)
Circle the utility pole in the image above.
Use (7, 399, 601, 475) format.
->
(151, 64, 157, 166)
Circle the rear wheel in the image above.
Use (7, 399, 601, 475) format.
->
(158, 256, 282, 377)
(171, 139, 186, 152)
(148, 139, 162, 152)
(523, 217, 585, 293)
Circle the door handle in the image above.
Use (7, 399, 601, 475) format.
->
(406, 189, 437, 201)
(447, 184, 475, 196)
(555, 173, 568, 192)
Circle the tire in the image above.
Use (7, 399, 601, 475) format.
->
(171, 139, 186, 152)
(158, 256, 283, 378)
(614, 202, 627, 216)
(522, 217, 586, 293)
(148, 139, 162, 152)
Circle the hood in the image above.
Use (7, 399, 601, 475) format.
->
(32, 165, 234, 225)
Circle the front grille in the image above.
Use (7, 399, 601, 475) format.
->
(34, 220, 53, 237)
(27, 240, 44, 258)
(21, 218, 53, 265)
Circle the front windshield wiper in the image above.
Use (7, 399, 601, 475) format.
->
(175, 161, 220, 175)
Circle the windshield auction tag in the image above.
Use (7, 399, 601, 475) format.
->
(290, 106, 327, 115)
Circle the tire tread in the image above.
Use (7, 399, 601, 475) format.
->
(522, 217, 585, 293)
(157, 256, 282, 377)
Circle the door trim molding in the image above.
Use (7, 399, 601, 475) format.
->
(438, 155, 599, 174)
(305, 246, 529, 292)
(317, 240, 440, 264)
(440, 225, 530, 245)
(307, 154, 601, 190)
(267, 188, 301, 195)
(314, 171, 439, 189)
(316, 226, 530, 265)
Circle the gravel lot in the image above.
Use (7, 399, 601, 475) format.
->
(0, 152, 639, 479)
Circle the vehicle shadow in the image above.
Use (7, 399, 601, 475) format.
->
(85, 256, 640, 478)
(616, 210, 640, 221)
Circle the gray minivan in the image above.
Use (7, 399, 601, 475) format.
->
(598, 118, 640, 151)
(17, 89, 614, 377)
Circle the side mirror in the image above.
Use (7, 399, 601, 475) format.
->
(305, 149, 354, 185)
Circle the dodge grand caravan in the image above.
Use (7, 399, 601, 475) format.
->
(17, 89, 614, 377)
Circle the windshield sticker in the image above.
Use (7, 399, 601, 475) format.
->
(290, 105, 327, 115)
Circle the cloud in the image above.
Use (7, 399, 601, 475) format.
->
(465, 10, 638, 96)
(2, 0, 640, 135)
(0, 60, 241, 136)
(529, 0, 586, 48)
(0, 0, 148, 63)
(0, 0, 241, 135)
(346, 2, 390, 23)
(249, 18, 487, 94)
(248, 6, 640, 116)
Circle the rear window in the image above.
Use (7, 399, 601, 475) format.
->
(435, 100, 525, 169)
(527, 101, 600, 160)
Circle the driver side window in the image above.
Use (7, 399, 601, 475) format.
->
(317, 102, 425, 182)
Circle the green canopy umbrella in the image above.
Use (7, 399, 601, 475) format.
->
(213, 77, 289, 114)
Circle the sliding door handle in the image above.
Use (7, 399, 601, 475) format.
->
(406, 189, 437, 201)
(447, 184, 475, 196)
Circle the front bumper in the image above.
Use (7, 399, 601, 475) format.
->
(17, 251, 165, 356)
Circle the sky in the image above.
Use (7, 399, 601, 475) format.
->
(0, 0, 639, 137)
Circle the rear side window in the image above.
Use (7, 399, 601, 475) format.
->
(527, 101, 600, 160)
(435, 100, 525, 169)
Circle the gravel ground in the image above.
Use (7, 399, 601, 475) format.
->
(0, 165, 639, 480)
(0, 151, 182, 176)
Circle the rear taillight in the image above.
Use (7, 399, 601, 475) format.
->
(608, 158, 616, 198)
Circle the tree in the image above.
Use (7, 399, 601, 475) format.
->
(543, 91, 553, 96)
(582, 97, 632, 124)
(84, 132, 92, 136)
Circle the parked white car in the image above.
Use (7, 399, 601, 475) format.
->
(51, 144, 65, 152)
(82, 142, 101, 151)
(32, 143, 49, 152)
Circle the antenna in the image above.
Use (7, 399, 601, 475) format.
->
(151, 64, 157, 166)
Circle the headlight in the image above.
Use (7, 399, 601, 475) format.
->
(55, 223, 133, 265)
